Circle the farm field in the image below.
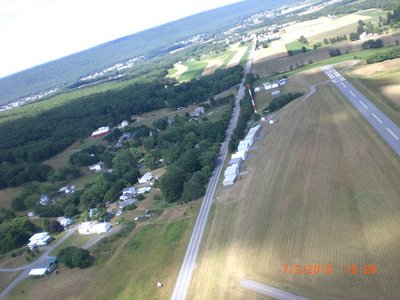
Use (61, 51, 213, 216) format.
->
(344, 57, 400, 127)
(0, 187, 20, 209)
(188, 69, 400, 299)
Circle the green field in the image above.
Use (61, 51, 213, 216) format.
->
(285, 41, 314, 52)
(5, 208, 198, 300)
(178, 60, 208, 81)
(188, 69, 400, 299)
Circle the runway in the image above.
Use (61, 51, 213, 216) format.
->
(322, 66, 400, 157)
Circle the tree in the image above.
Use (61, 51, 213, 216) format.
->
(160, 165, 186, 202)
(48, 220, 64, 233)
(349, 32, 360, 41)
(323, 38, 329, 45)
(58, 246, 92, 268)
(0, 217, 36, 253)
(301, 46, 307, 53)
(298, 35, 308, 44)
(112, 149, 138, 176)
(153, 117, 169, 131)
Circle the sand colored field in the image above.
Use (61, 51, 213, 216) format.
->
(170, 63, 188, 79)
(282, 14, 371, 43)
(226, 43, 248, 67)
(202, 59, 224, 76)
(189, 70, 400, 299)
(253, 39, 288, 64)
(351, 58, 400, 78)
(381, 85, 400, 107)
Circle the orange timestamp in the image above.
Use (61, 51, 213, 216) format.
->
(282, 263, 377, 275)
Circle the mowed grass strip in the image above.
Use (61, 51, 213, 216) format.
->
(188, 71, 400, 299)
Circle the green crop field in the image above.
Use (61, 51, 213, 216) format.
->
(285, 41, 313, 52)
(179, 60, 208, 81)
(188, 69, 400, 299)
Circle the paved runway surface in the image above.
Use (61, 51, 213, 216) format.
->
(240, 279, 309, 300)
(322, 66, 400, 157)
(171, 40, 255, 300)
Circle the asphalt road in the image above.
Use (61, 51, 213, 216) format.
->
(240, 279, 309, 300)
(322, 66, 400, 157)
(170, 39, 255, 300)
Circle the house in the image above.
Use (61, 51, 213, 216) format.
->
(39, 195, 50, 206)
(57, 217, 72, 228)
(138, 172, 154, 184)
(78, 221, 111, 234)
(190, 106, 205, 117)
(223, 174, 238, 186)
(91, 126, 110, 138)
(254, 87, 261, 93)
(28, 232, 51, 249)
(118, 120, 129, 129)
(271, 90, 281, 96)
(122, 186, 136, 196)
(27, 211, 36, 218)
(118, 198, 136, 210)
(89, 161, 104, 172)
(58, 185, 76, 194)
(359, 32, 367, 40)
(137, 187, 151, 194)
(28, 262, 56, 277)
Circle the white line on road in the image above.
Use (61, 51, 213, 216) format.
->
(372, 113, 382, 123)
(341, 82, 347, 88)
(386, 127, 399, 140)
(359, 100, 368, 109)
(327, 72, 334, 79)
(350, 91, 356, 97)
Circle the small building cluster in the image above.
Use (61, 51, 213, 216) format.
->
(88, 161, 104, 172)
(190, 106, 205, 118)
(58, 185, 76, 194)
(259, 77, 287, 95)
(224, 125, 261, 186)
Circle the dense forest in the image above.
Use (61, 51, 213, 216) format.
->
(0, 66, 243, 188)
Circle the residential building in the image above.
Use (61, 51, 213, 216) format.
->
(57, 217, 72, 228)
(91, 126, 110, 137)
(118, 120, 129, 129)
(78, 221, 111, 234)
(89, 161, 104, 172)
(190, 106, 205, 117)
(28, 232, 51, 249)
(138, 172, 154, 184)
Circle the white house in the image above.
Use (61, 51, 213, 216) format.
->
(122, 186, 136, 196)
(91, 126, 110, 137)
(138, 172, 154, 184)
(359, 32, 367, 40)
(57, 217, 72, 228)
(28, 232, 51, 249)
(28, 262, 56, 277)
(78, 221, 111, 234)
(39, 195, 50, 206)
(118, 120, 129, 129)
(137, 186, 152, 194)
(271, 90, 281, 96)
(190, 106, 205, 117)
(223, 174, 238, 186)
(119, 198, 136, 210)
(89, 161, 104, 172)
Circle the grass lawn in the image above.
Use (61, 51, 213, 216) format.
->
(188, 69, 400, 299)
(49, 232, 92, 256)
(285, 41, 313, 52)
(5, 212, 197, 300)
(0, 187, 20, 209)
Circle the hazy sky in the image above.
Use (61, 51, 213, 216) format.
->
(0, 0, 241, 77)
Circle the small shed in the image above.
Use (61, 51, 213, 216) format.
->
(224, 163, 240, 177)
(271, 90, 281, 96)
(238, 140, 251, 152)
(28, 262, 56, 277)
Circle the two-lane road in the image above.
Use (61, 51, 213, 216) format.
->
(171, 39, 255, 300)
(322, 66, 400, 157)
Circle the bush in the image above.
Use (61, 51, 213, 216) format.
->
(58, 246, 92, 268)
(136, 194, 145, 201)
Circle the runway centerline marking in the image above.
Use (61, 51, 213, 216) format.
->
(372, 113, 382, 123)
(341, 82, 347, 88)
(359, 100, 368, 109)
(350, 91, 356, 97)
(386, 127, 399, 140)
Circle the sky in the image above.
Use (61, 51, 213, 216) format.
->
(0, 0, 241, 78)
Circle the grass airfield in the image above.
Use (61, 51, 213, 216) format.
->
(188, 68, 400, 299)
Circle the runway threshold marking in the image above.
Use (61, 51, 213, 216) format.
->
(372, 113, 382, 123)
(359, 100, 368, 109)
(386, 127, 399, 140)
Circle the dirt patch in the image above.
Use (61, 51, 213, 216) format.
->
(227, 44, 248, 67)
(156, 206, 188, 223)
(351, 58, 400, 77)
(381, 85, 400, 108)
(202, 59, 224, 76)
(170, 63, 188, 79)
